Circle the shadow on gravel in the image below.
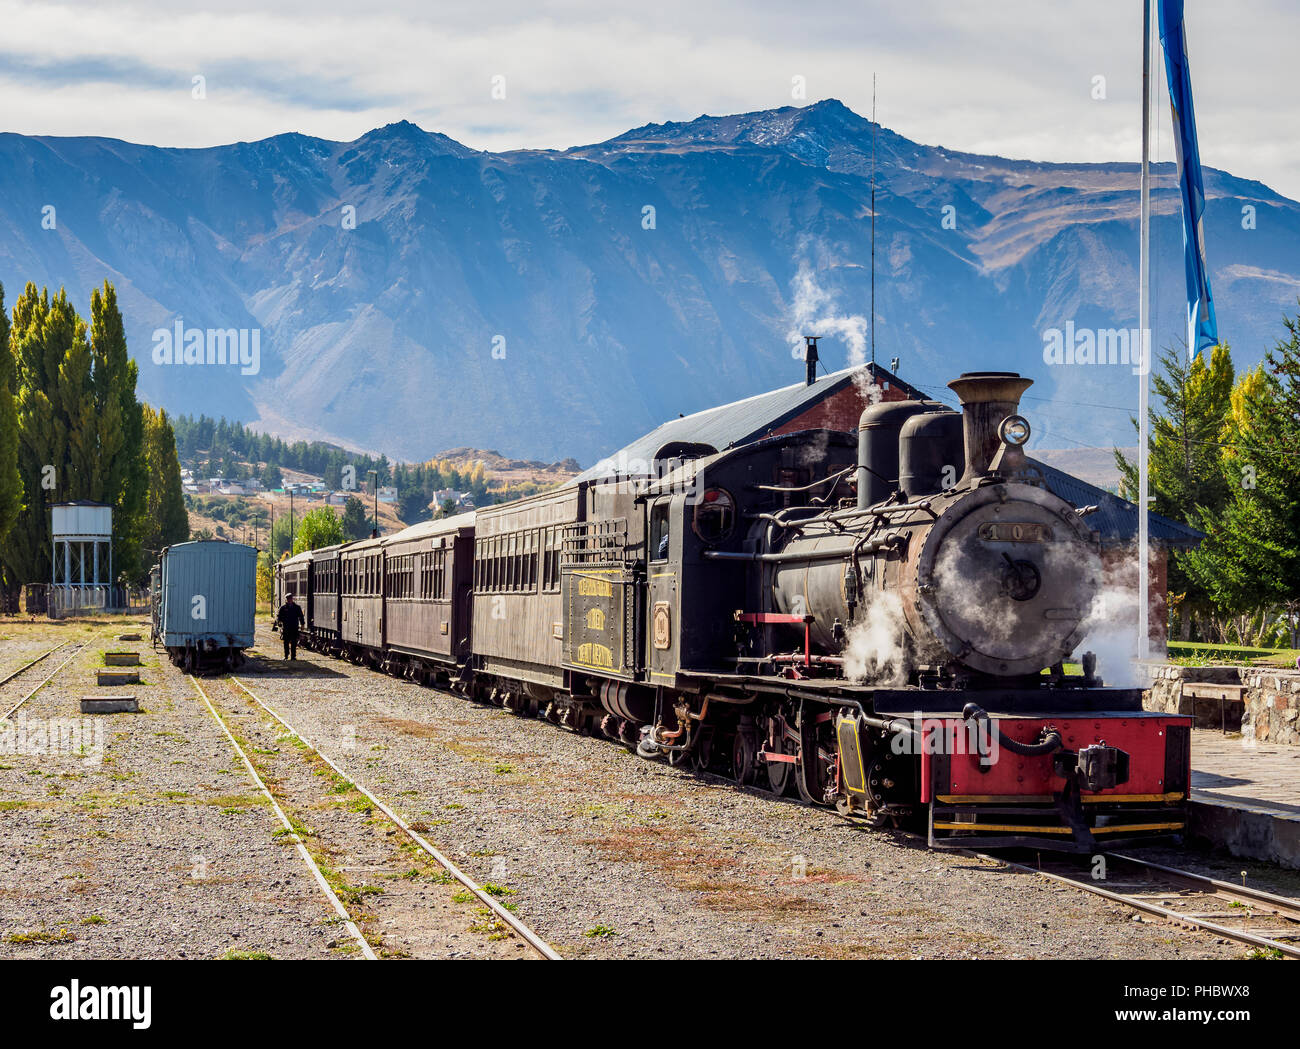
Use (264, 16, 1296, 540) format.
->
(238, 655, 350, 680)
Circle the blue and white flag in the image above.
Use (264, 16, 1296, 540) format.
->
(1159, 0, 1219, 358)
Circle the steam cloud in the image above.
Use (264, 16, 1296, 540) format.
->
(787, 240, 880, 402)
(843, 590, 907, 685)
(1077, 546, 1145, 688)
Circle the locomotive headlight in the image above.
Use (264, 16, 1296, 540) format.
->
(999, 415, 1031, 446)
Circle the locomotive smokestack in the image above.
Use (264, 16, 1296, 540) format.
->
(804, 336, 819, 386)
(947, 371, 1033, 484)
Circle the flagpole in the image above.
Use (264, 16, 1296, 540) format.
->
(1138, 0, 1152, 662)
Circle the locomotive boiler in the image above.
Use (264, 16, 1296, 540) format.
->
(768, 373, 1102, 685)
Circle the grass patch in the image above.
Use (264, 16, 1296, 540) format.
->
(221, 949, 272, 960)
(5, 927, 76, 945)
(585, 924, 617, 939)
(1246, 946, 1284, 960)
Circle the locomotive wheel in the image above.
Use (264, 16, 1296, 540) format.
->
(795, 761, 819, 805)
(691, 730, 714, 772)
(732, 729, 757, 786)
(765, 735, 793, 796)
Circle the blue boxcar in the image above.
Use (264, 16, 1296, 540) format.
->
(152, 539, 257, 672)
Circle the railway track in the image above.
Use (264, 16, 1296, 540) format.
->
(194, 672, 560, 960)
(974, 848, 1300, 958)
(0, 639, 96, 720)
(188, 675, 378, 959)
(254, 626, 1294, 960)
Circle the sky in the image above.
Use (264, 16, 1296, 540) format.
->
(0, 0, 1296, 199)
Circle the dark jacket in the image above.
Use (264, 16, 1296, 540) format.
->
(276, 600, 305, 638)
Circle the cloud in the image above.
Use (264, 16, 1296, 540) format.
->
(0, 0, 1295, 198)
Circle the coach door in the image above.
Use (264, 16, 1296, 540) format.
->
(646, 497, 679, 686)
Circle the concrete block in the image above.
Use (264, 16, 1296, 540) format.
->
(96, 669, 139, 686)
(79, 695, 139, 714)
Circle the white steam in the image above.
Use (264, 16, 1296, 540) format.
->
(1077, 548, 1145, 688)
(787, 240, 878, 399)
(843, 590, 907, 685)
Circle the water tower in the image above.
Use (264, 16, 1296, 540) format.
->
(51, 501, 113, 592)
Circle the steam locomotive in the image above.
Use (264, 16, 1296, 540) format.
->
(275, 371, 1191, 852)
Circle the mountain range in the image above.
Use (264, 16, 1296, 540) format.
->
(1, 98, 1297, 463)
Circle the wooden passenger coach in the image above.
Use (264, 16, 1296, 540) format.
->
(382, 513, 475, 673)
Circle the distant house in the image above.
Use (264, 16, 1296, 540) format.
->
(429, 488, 473, 512)
(217, 484, 247, 496)
(325, 492, 349, 506)
(378, 485, 398, 503)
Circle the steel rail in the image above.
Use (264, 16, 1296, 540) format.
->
(971, 849, 1300, 959)
(228, 675, 561, 961)
(0, 641, 69, 690)
(1107, 852, 1300, 922)
(189, 675, 378, 960)
(1, 640, 94, 720)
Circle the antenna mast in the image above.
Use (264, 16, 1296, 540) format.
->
(870, 72, 877, 369)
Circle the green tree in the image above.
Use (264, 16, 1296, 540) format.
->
(262, 463, 282, 489)
(140, 405, 190, 565)
(90, 282, 147, 582)
(269, 512, 297, 558)
(256, 550, 274, 604)
(4, 286, 90, 586)
(292, 506, 343, 555)
(1115, 343, 1234, 640)
(340, 495, 369, 541)
(1183, 308, 1300, 646)
(1, 283, 149, 587)
(0, 283, 23, 588)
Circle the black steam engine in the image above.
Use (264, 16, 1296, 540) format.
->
(278, 371, 1192, 852)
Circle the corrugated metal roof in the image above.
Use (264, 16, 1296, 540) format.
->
(570, 363, 921, 485)
(382, 511, 476, 546)
(1033, 460, 1205, 548)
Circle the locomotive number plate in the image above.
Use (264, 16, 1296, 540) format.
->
(978, 522, 1054, 543)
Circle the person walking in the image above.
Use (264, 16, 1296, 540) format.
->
(274, 591, 305, 661)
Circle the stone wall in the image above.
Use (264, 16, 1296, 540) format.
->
(1144, 664, 1300, 744)
(1241, 668, 1300, 745)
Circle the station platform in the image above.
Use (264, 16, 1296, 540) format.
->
(1188, 729, 1300, 869)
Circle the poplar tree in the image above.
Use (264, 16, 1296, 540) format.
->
(1, 282, 149, 587)
(0, 283, 23, 586)
(90, 282, 147, 581)
(3, 285, 91, 586)
(140, 405, 190, 563)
